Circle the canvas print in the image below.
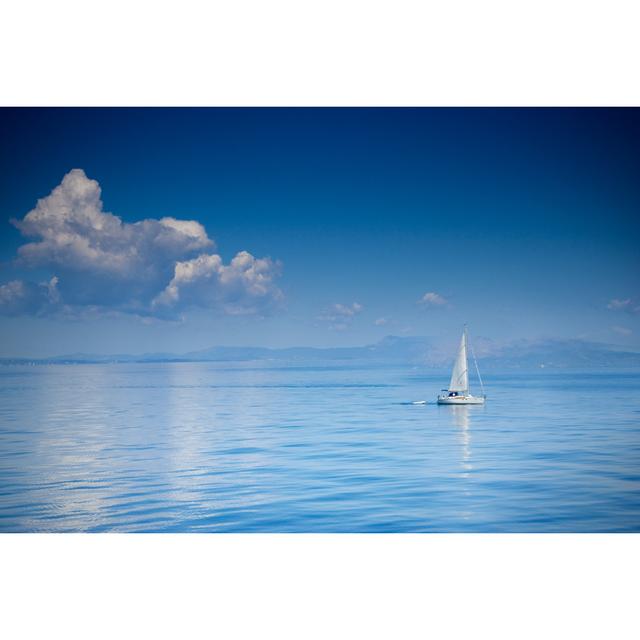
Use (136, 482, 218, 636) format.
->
(0, 107, 638, 532)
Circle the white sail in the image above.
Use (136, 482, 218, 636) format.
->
(448, 329, 469, 392)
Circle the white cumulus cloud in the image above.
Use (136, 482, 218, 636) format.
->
(1, 169, 283, 319)
(0, 278, 60, 316)
(153, 251, 282, 316)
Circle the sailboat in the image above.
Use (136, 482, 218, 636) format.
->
(437, 326, 486, 405)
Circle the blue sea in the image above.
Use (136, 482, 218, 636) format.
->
(0, 362, 639, 532)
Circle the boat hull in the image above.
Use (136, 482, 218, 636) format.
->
(437, 395, 485, 405)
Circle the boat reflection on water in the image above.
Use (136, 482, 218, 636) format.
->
(452, 406, 472, 474)
(439, 403, 485, 524)
(441, 404, 484, 475)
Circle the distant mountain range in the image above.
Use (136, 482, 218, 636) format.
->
(2, 335, 640, 369)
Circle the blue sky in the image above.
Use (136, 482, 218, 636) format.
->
(0, 108, 638, 357)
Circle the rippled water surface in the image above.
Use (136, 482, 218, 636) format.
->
(1, 363, 639, 532)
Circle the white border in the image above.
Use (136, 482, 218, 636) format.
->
(1, 534, 638, 639)
(1, 0, 639, 106)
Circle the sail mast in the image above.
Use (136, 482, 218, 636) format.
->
(464, 324, 469, 394)
(470, 341, 485, 397)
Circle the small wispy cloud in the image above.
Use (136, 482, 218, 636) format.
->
(418, 291, 448, 308)
(607, 298, 640, 314)
(374, 317, 388, 326)
(611, 325, 633, 336)
(318, 302, 363, 331)
(607, 298, 631, 310)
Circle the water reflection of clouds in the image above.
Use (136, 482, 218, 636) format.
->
(9, 364, 118, 531)
(163, 363, 278, 521)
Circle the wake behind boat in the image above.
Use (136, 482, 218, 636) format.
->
(437, 326, 486, 405)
